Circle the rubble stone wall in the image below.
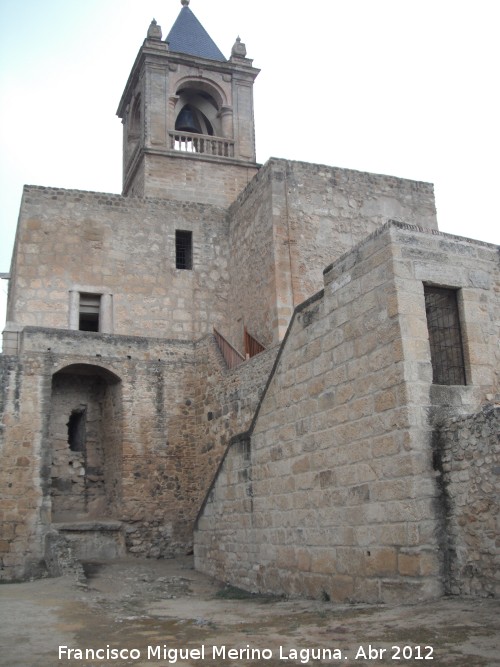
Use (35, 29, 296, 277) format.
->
(193, 335, 279, 500)
(0, 327, 276, 580)
(434, 406, 499, 598)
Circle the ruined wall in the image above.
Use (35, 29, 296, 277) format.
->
(0, 328, 197, 579)
(195, 223, 499, 602)
(6, 186, 230, 341)
(433, 406, 499, 598)
(0, 326, 276, 580)
(227, 159, 438, 348)
(0, 353, 50, 580)
(49, 373, 121, 522)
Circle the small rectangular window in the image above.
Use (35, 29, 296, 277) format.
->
(424, 285, 466, 385)
(175, 230, 192, 270)
(79, 293, 101, 332)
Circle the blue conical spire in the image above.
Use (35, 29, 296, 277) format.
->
(166, 1, 226, 62)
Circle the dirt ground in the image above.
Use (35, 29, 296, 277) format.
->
(0, 556, 498, 667)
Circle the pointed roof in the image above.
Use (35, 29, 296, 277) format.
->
(166, 1, 226, 62)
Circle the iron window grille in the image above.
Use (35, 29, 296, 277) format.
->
(424, 285, 466, 385)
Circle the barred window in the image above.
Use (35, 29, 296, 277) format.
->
(175, 230, 192, 270)
(424, 286, 466, 385)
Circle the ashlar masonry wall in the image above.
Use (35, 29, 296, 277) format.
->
(226, 165, 277, 348)
(195, 223, 443, 603)
(130, 154, 259, 208)
(227, 159, 438, 349)
(6, 186, 230, 342)
(194, 223, 499, 603)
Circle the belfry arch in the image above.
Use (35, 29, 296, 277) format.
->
(48, 364, 123, 523)
(173, 79, 228, 138)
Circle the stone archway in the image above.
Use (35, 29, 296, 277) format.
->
(48, 364, 122, 523)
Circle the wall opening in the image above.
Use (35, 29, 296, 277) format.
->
(176, 230, 193, 270)
(424, 285, 466, 385)
(49, 365, 122, 522)
(79, 293, 101, 332)
(67, 406, 87, 452)
(128, 93, 141, 139)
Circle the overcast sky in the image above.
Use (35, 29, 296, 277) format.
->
(0, 0, 499, 333)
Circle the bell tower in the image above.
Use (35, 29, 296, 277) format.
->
(117, 0, 260, 206)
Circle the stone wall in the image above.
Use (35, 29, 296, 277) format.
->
(0, 326, 276, 580)
(0, 328, 197, 579)
(49, 372, 122, 521)
(283, 161, 438, 307)
(194, 223, 499, 602)
(6, 186, 230, 342)
(0, 353, 49, 580)
(227, 159, 438, 348)
(193, 335, 279, 490)
(6, 161, 439, 357)
(389, 224, 500, 410)
(433, 406, 499, 598)
(131, 154, 259, 208)
(226, 166, 277, 348)
(196, 223, 443, 603)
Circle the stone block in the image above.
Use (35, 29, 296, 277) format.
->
(365, 547, 398, 576)
(310, 548, 336, 574)
(329, 575, 355, 602)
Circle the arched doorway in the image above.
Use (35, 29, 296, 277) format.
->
(48, 364, 122, 522)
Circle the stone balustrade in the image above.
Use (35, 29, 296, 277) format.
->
(169, 131, 235, 158)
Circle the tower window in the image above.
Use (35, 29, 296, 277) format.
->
(424, 285, 466, 385)
(176, 230, 193, 270)
(79, 293, 101, 331)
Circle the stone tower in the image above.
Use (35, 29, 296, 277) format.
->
(2, 1, 497, 603)
(117, 0, 260, 206)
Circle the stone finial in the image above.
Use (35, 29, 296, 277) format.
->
(231, 36, 247, 58)
(181, 0, 190, 6)
(147, 18, 162, 40)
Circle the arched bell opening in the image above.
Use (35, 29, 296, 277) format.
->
(172, 85, 235, 156)
(175, 86, 222, 136)
(48, 364, 123, 523)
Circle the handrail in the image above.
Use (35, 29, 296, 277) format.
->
(213, 327, 245, 370)
(244, 326, 266, 359)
